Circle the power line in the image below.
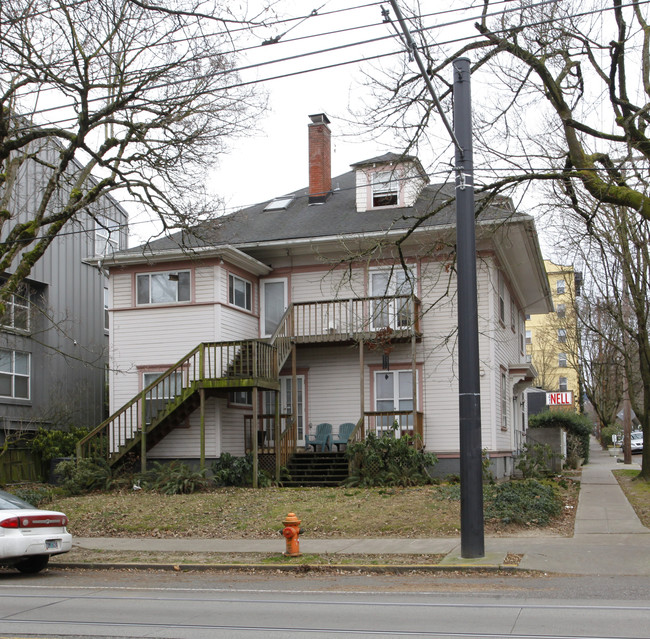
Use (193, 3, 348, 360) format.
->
(4, 0, 609, 128)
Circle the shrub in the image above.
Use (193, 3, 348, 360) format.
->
(210, 453, 272, 487)
(600, 425, 621, 448)
(484, 479, 562, 526)
(345, 431, 437, 487)
(528, 410, 593, 463)
(142, 461, 211, 495)
(8, 484, 56, 507)
(516, 442, 556, 478)
(29, 426, 90, 464)
(55, 458, 113, 495)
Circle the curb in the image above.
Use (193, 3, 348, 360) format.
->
(51, 561, 528, 574)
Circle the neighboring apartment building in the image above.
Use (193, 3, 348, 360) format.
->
(526, 260, 582, 411)
(1, 139, 128, 441)
(87, 114, 552, 478)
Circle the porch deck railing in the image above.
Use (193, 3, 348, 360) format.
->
(348, 410, 424, 450)
(289, 295, 421, 342)
(77, 340, 278, 463)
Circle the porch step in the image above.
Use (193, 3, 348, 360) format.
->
(283, 451, 349, 487)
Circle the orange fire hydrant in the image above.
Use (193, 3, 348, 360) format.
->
(282, 512, 302, 557)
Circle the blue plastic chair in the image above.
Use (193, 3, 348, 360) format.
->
(330, 422, 355, 451)
(305, 423, 332, 452)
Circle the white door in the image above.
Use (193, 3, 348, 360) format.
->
(374, 370, 414, 435)
(261, 278, 288, 337)
(370, 269, 412, 329)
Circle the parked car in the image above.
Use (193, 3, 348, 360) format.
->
(0, 489, 72, 573)
(631, 431, 644, 453)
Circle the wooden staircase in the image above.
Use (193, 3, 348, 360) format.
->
(77, 340, 284, 469)
(283, 451, 349, 487)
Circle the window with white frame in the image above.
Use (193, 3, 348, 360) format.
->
(558, 352, 567, 367)
(230, 390, 252, 406)
(228, 274, 252, 311)
(136, 270, 190, 305)
(501, 371, 508, 430)
(0, 349, 30, 399)
(510, 299, 516, 331)
(559, 376, 568, 392)
(95, 215, 121, 255)
(104, 287, 109, 331)
(556, 303, 566, 318)
(0, 283, 30, 331)
(558, 328, 567, 343)
(526, 329, 532, 345)
(519, 313, 525, 353)
(556, 279, 566, 294)
(374, 369, 416, 433)
(371, 170, 399, 207)
(142, 371, 183, 423)
(498, 273, 505, 324)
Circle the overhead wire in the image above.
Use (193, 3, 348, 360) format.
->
(3, 0, 606, 129)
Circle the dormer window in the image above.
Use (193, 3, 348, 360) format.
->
(372, 170, 399, 207)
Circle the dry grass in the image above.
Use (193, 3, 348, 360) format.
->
(49, 482, 579, 540)
(613, 469, 650, 527)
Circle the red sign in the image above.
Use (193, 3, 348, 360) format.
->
(546, 391, 573, 406)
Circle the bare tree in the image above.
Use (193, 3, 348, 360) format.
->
(358, 0, 650, 478)
(0, 0, 270, 311)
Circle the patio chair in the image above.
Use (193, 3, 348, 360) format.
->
(330, 422, 355, 451)
(305, 422, 332, 452)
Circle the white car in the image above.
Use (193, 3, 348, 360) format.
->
(0, 489, 72, 573)
(631, 431, 644, 453)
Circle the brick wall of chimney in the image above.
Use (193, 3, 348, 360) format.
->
(308, 114, 331, 203)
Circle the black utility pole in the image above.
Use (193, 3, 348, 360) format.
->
(387, 2, 485, 558)
(454, 57, 485, 559)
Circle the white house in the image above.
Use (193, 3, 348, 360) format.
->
(82, 114, 552, 480)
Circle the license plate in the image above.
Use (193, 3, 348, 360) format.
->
(45, 539, 60, 550)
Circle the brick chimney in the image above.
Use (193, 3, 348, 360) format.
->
(308, 113, 331, 204)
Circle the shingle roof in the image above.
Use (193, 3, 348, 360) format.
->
(118, 164, 523, 255)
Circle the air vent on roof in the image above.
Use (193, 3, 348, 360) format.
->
(264, 197, 294, 211)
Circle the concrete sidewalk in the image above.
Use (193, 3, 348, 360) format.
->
(71, 440, 650, 576)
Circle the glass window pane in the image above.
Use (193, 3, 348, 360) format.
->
(264, 281, 285, 335)
(376, 372, 393, 399)
(14, 352, 29, 375)
(377, 399, 394, 412)
(14, 376, 29, 399)
(136, 275, 150, 304)
(151, 273, 176, 303)
(13, 306, 28, 330)
(0, 373, 12, 396)
(398, 371, 412, 399)
(178, 272, 190, 301)
(0, 350, 11, 373)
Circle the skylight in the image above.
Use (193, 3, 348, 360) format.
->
(264, 197, 294, 211)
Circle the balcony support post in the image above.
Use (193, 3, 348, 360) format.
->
(140, 392, 147, 474)
(274, 390, 281, 482)
(199, 387, 206, 470)
(252, 386, 258, 488)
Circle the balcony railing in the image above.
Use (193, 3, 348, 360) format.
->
(288, 295, 421, 343)
(348, 410, 424, 450)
